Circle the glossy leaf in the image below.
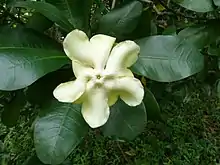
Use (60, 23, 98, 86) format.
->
(132, 35, 204, 82)
(26, 12, 53, 32)
(11, 1, 73, 32)
(98, 1, 143, 40)
(143, 88, 162, 121)
(172, 0, 214, 12)
(45, 0, 92, 32)
(101, 99, 147, 140)
(0, 26, 68, 90)
(214, 0, 220, 6)
(34, 100, 89, 165)
(26, 69, 73, 105)
(6, 0, 16, 5)
(163, 25, 177, 35)
(130, 9, 157, 39)
(1, 90, 26, 127)
(178, 22, 220, 49)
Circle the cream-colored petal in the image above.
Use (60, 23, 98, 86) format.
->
(105, 41, 140, 72)
(63, 29, 93, 66)
(103, 69, 134, 85)
(116, 69, 134, 78)
(105, 77, 144, 106)
(107, 91, 119, 106)
(90, 34, 116, 69)
(105, 69, 134, 106)
(81, 85, 110, 128)
(72, 61, 94, 78)
(53, 79, 86, 103)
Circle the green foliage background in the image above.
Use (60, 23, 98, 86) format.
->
(0, 0, 220, 164)
(1, 83, 220, 165)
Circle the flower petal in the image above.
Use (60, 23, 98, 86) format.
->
(63, 29, 116, 69)
(72, 61, 94, 78)
(90, 34, 116, 69)
(116, 69, 134, 78)
(105, 77, 144, 106)
(105, 41, 140, 72)
(105, 69, 134, 106)
(81, 84, 110, 128)
(107, 91, 119, 106)
(53, 79, 86, 103)
(63, 29, 93, 66)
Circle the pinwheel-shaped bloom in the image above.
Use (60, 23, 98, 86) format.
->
(53, 29, 144, 128)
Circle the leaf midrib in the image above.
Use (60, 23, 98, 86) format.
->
(0, 47, 67, 69)
(7, 56, 67, 69)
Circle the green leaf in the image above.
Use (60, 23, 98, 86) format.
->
(1, 90, 26, 127)
(217, 79, 220, 99)
(163, 25, 177, 35)
(101, 99, 147, 140)
(11, 1, 73, 32)
(172, 0, 214, 12)
(0, 49, 68, 91)
(0, 26, 69, 90)
(26, 12, 53, 32)
(6, 0, 16, 6)
(0, 25, 59, 47)
(213, 0, 220, 6)
(132, 35, 204, 82)
(98, 1, 143, 40)
(45, 0, 92, 33)
(143, 88, 162, 121)
(26, 68, 73, 105)
(34, 100, 89, 165)
(129, 9, 157, 39)
(178, 22, 220, 49)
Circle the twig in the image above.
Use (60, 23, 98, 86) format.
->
(111, 0, 116, 9)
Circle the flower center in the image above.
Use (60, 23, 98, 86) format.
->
(88, 69, 116, 88)
(96, 74, 101, 79)
(89, 70, 105, 86)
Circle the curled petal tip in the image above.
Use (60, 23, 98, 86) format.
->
(53, 80, 86, 103)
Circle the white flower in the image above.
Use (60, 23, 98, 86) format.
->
(53, 29, 144, 128)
